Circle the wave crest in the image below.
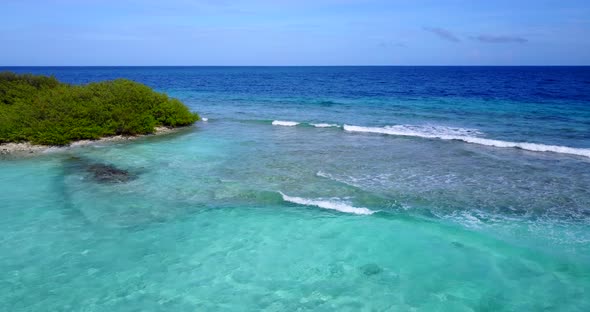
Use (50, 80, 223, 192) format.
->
(343, 124, 482, 137)
(343, 124, 590, 158)
(272, 120, 300, 127)
(266, 120, 590, 158)
(279, 192, 374, 215)
(311, 123, 340, 128)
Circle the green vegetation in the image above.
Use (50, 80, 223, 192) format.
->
(0, 72, 199, 145)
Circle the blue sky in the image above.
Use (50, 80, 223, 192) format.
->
(1, 0, 589, 65)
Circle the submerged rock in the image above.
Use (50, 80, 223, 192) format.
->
(360, 263, 383, 276)
(451, 241, 465, 248)
(86, 163, 135, 183)
(65, 156, 138, 184)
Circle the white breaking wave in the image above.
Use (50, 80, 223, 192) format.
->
(311, 123, 340, 128)
(279, 192, 374, 215)
(272, 120, 300, 127)
(343, 124, 590, 158)
(343, 124, 482, 137)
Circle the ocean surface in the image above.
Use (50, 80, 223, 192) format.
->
(1, 66, 590, 311)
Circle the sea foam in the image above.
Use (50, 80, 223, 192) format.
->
(279, 192, 374, 215)
(343, 124, 590, 158)
(311, 123, 340, 128)
(272, 120, 300, 127)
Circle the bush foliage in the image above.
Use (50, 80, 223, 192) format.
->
(0, 72, 199, 145)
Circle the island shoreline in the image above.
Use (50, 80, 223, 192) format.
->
(0, 126, 192, 157)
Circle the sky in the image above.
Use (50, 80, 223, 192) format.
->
(1, 0, 589, 65)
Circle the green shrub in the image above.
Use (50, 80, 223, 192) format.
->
(0, 72, 199, 145)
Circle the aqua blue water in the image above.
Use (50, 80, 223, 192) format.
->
(1, 67, 590, 311)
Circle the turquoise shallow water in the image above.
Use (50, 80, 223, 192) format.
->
(1, 67, 590, 311)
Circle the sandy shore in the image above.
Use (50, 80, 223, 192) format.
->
(0, 126, 188, 157)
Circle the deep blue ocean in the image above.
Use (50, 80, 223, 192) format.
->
(1, 66, 590, 311)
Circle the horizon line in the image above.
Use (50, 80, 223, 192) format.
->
(1, 65, 589, 67)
